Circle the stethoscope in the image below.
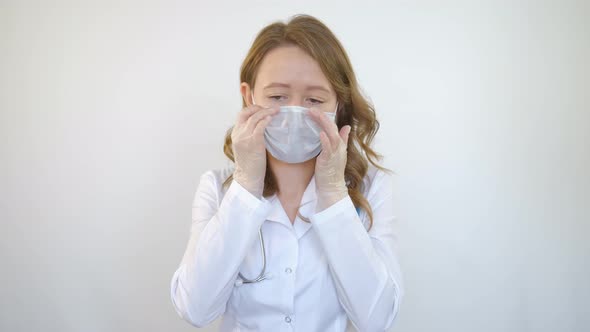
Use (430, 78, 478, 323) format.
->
(234, 195, 296, 286)
(233, 203, 361, 286)
(235, 228, 271, 286)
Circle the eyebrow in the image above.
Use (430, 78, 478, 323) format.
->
(263, 82, 331, 94)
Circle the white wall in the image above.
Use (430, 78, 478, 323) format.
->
(1, 1, 588, 331)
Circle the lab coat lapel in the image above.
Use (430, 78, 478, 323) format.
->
(265, 195, 291, 229)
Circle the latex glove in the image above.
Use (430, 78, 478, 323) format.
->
(231, 105, 279, 198)
(307, 108, 352, 212)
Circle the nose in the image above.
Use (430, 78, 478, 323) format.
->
(279, 97, 306, 107)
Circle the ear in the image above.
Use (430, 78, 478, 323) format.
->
(240, 82, 253, 106)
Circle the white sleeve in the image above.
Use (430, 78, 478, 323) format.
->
(309, 170, 404, 332)
(170, 171, 273, 327)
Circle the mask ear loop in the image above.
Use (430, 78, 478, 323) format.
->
(251, 90, 256, 106)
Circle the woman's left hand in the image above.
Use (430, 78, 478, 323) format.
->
(307, 108, 351, 212)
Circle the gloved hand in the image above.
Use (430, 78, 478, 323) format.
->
(307, 108, 352, 212)
(231, 105, 279, 198)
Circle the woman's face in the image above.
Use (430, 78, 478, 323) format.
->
(243, 44, 338, 114)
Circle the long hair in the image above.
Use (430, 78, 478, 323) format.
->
(222, 14, 391, 231)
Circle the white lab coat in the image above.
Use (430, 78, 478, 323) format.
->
(170, 164, 403, 331)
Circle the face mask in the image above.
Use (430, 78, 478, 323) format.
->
(251, 92, 338, 163)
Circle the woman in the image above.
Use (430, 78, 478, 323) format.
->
(170, 14, 403, 332)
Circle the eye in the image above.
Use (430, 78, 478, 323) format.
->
(308, 98, 324, 104)
(269, 95, 286, 101)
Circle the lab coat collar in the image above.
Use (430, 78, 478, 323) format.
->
(265, 174, 316, 239)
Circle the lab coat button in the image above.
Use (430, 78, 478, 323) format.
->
(285, 267, 292, 274)
(285, 316, 291, 323)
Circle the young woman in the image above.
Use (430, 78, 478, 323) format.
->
(170, 14, 403, 332)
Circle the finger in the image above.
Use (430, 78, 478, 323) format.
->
(306, 108, 328, 131)
(319, 131, 333, 155)
(246, 107, 278, 132)
(236, 107, 257, 125)
(309, 109, 340, 147)
(253, 114, 273, 137)
(339, 125, 351, 143)
(237, 105, 267, 125)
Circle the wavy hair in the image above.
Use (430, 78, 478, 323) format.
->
(222, 14, 391, 231)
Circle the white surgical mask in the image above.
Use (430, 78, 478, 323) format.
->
(251, 92, 338, 163)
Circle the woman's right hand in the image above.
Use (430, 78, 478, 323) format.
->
(231, 105, 279, 198)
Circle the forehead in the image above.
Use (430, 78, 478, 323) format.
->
(255, 45, 333, 93)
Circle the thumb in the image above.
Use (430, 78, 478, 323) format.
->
(340, 125, 351, 143)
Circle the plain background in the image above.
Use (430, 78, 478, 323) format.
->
(1, 0, 588, 331)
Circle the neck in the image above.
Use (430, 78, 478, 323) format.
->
(267, 152, 316, 200)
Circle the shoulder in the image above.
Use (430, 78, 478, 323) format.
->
(200, 164, 235, 186)
(354, 163, 395, 230)
(361, 163, 394, 200)
(194, 164, 236, 200)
